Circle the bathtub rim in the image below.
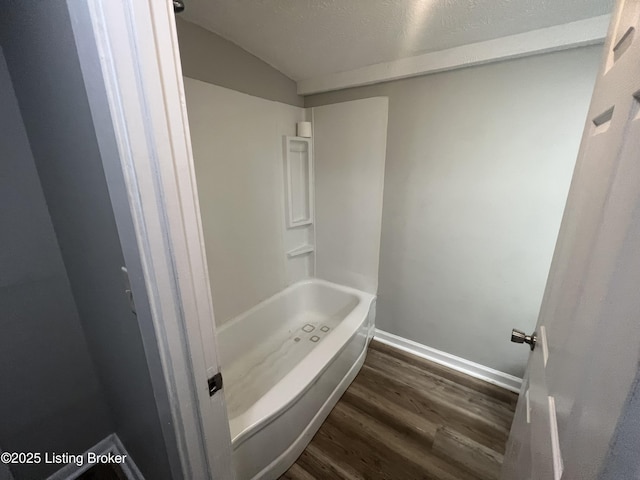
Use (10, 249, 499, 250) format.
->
(217, 277, 364, 337)
(220, 278, 375, 446)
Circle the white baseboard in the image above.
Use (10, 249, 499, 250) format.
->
(374, 329, 522, 393)
(46, 434, 144, 480)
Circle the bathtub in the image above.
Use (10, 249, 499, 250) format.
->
(217, 278, 376, 480)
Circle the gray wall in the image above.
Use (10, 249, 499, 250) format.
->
(0, 2, 176, 479)
(176, 17, 303, 107)
(306, 46, 601, 377)
(0, 47, 113, 480)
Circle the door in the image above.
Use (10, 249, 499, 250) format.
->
(69, 0, 235, 479)
(502, 1, 640, 478)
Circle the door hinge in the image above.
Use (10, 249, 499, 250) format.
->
(208, 372, 223, 397)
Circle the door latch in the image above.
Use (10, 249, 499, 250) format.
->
(208, 372, 223, 397)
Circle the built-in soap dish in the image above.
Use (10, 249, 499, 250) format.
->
(287, 245, 315, 258)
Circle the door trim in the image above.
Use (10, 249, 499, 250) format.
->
(374, 329, 522, 392)
(67, 0, 235, 479)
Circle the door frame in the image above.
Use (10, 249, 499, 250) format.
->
(67, 0, 235, 479)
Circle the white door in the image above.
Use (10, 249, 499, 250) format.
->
(502, 1, 640, 478)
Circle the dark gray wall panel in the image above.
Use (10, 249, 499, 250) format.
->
(0, 46, 112, 480)
(0, 2, 175, 479)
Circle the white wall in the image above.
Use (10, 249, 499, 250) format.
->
(313, 98, 388, 294)
(184, 78, 305, 325)
(306, 46, 602, 377)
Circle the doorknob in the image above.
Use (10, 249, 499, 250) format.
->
(511, 329, 537, 351)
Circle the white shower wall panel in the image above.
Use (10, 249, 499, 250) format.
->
(184, 78, 306, 325)
(312, 97, 388, 294)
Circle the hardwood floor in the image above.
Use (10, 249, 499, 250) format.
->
(280, 340, 518, 480)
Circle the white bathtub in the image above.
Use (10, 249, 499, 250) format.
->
(217, 278, 376, 480)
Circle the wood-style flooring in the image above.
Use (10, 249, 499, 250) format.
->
(280, 340, 518, 480)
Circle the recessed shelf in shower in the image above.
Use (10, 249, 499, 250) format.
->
(283, 136, 313, 228)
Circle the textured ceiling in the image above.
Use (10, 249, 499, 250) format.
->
(181, 0, 614, 81)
